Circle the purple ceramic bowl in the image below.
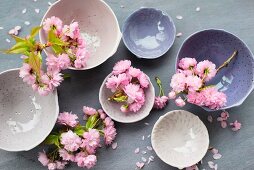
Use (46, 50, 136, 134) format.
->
(176, 29, 254, 111)
(122, 8, 176, 59)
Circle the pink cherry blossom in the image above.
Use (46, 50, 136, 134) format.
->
(128, 101, 144, 112)
(168, 91, 176, 99)
(177, 69, 193, 76)
(185, 164, 198, 170)
(103, 125, 117, 145)
(106, 73, 130, 92)
(124, 83, 143, 103)
(60, 130, 82, 152)
(128, 66, 141, 77)
(221, 121, 227, 128)
(170, 72, 186, 92)
(59, 149, 75, 161)
(37, 85, 51, 96)
(230, 120, 241, 131)
(196, 60, 216, 82)
(43, 16, 62, 33)
(83, 106, 97, 116)
(19, 63, 31, 78)
(62, 22, 80, 39)
(186, 75, 202, 92)
(57, 112, 78, 127)
(23, 74, 36, 85)
(154, 96, 168, 109)
(98, 109, 106, 119)
(46, 54, 70, 71)
(178, 58, 197, 70)
(175, 96, 186, 107)
(38, 151, 49, 166)
(81, 129, 100, 154)
(46, 70, 63, 89)
(77, 37, 86, 48)
(112, 60, 131, 75)
(120, 105, 129, 113)
(138, 72, 149, 88)
(104, 117, 114, 127)
(56, 161, 68, 170)
(220, 111, 229, 121)
(75, 153, 97, 169)
(187, 91, 205, 106)
(74, 48, 90, 69)
(47, 162, 57, 170)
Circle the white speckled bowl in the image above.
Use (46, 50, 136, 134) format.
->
(151, 110, 209, 169)
(0, 69, 59, 151)
(99, 73, 155, 123)
(39, 0, 122, 70)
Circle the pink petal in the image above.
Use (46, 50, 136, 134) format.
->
(146, 146, 153, 151)
(208, 161, 215, 168)
(176, 32, 183, 37)
(213, 153, 222, 160)
(211, 148, 219, 154)
(221, 121, 227, 128)
(214, 164, 218, 170)
(134, 148, 140, 154)
(136, 162, 145, 169)
(141, 157, 147, 162)
(217, 117, 223, 122)
(112, 142, 117, 150)
(207, 115, 213, 123)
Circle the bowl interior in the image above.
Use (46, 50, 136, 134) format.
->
(40, 0, 121, 70)
(0, 69, 58, 151)
(152, 110, 209, 168)
(122, 8, 175, 59)
(177, 29, 254, 110)
(99, 73, 155, 123)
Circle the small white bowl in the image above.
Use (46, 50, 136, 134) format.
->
(99, 73, 155, 123)
(151, 110, 209, 169)
(0, 69, 59, 151)
(39, 0, 122, 70)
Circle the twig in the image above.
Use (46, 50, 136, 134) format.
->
(216, 50, 238, 73)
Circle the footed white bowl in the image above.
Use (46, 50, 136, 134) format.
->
(0, 69, 59, 151)
(151, 110, 209, 169)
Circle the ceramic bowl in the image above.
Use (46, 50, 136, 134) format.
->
(176, 29, 254, 111)
(151, 110, 209, 169)
(0, 69, 59, 151)
(122, 8, 176, 59)
(99, 73, 155, 123)
(39, 0, 121, 70)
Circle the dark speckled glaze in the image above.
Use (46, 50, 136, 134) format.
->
(176, 29, 254, 111)
(122, 8, 176, 59)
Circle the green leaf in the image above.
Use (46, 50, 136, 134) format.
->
(30, 26, 42, 38)
(4, 47, 28, 54)
(11, 35, 25, 43)
(63, 73, 71, 79)
(44, 134, 60, 147)
(113, 95, 128, 102)
(28, 52, 42, 75)
(74, 125, 86, 136)
(48, 29, 68, 46)
(51, 44, 64, 54)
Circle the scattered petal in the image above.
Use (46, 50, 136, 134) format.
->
(147, 135, 151, 138)
(211, 148, 219, 154)
(217, 117, 223, 122)
(141, 151, 147, 154)
(144, 122, 149, 126)
(6, 38, 11, 43)
(196, 7, 201, 12)
(22, 8, 27, 14)
(149, 155, 154, 161)
(230, 120, 241, 131)
(24, 21, 30, 25)
(213, 153, 222, 160)
(207, 115, 213, 123)
(136, 162, 145, 169)
(112, 142, 117, 149)
(176, 32, 183, 37)
(146, 146, 153, 151)
(176, 15, 183, 20)
(142, 136, 145, 140)
(214, 164, 218, 170)
(8, 29, 16, 35)
(135, 147, 140, 154)
(208, 161, 215, 168)
(221, 121, 227, 128)
(48, 1, 53, 6)
(0, 27, 4, 30)
(141, 157, 147, 162)
(34, 0, 37, 1)
(35, 8, 40, 13)
(14, 26, 21, 31)
(120, 5, 124, 8)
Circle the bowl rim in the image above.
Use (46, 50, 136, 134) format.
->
(0, 68, 59, 152)
(39, 0, 122, 71)
(175, 29, 254, 111)
(151, 110, 209, 169)
(99, 72, 155, 123)
(122, 7, 176, 59)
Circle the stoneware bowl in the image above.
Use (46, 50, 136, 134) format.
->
(151, 110, 209, 169)
(176, 29, 254, 111)
(122, 7, 176, 59)
(99, 73, 155, 123)
(39, 0, 122, 70)
(0, 69, 59, 151)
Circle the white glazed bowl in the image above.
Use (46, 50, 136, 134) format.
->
(0, 69, 59, 151)
(99, 73, 155, 123)
(151, 110, 209, 169)
(39, 0, 122, 70)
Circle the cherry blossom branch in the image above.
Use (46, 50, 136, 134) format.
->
(216, 50, 238, 73)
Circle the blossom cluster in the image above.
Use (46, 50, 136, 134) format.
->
(168, 57, 227, 110)
(38, 107, 116, 170)
(106, 60, 149, 113)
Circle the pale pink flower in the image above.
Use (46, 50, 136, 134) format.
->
(19, 63, 31, 78)
(75, 152, 87, 167)
(104, 117, 114, 127)
(47, 70, 63, 89)
(170, 72, 186, 92)
(46, 54, 71, 71)
(230, 120, 241, 131)
(23, 74, 36, 85)
(38, 151, 49, 166)
(124, 83, 144, 103)
(175, 96, 186, 107)
(43, 16, 62, 33)
(177, 69, 193, 76)
(77, 37, 86, 48)
(98, 109, 106, 119)
(187, 91, 205, 106)
(138, 72, 149, 88)
(103, 126, 117, 145)
(128, 66, 141, 77)
(83, 106, 97, 116)
(106, 73, 130, 92)
(75, 153, 97, 169)
(128, 101, 143, 112)
(60, 130, 82, 152)
(47, 162, 57, 170)
(168, 91, 176, 99)
(32, 84, 39, 91)
(112, 60, 131, 75)
(154, 96, 168, 109)
(220, 111, 229, 121)
(81, 129, 100, 154)
(178, 58, 197, 70)
(186, 75, 202, 92)
(63, 22, 80, 39)
(120, 105, 129, 113)
(196, 60, 217, 82)
(57, 112, 78, 127)
(74, 48, 90, 69)
(84, 155, 97, 169)
(37, 85, 51, 96)
(59, 149, 75, 161)
(56, 161, 68, 170)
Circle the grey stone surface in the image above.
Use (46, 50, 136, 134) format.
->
(0, 0, 254, 169)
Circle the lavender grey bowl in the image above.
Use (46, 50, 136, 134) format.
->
(176, 29, 254, 111)
(122, 8, 176, 59)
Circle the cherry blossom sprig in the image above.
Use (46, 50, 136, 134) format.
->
(3, 16, 89, 96)
(168, 51, 238, 110)
(38, 107, 116, 170)
(106, 60, 149, 113)
(153, 77, 168, 109)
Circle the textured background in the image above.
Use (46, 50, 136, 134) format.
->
(0, 0, 254, 169)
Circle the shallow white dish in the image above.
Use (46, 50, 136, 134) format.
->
(99, 73, 155, 123)
(151, 110, 209, 169)
(39, 0, 122, 70)
(0, 69, 59, 151)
